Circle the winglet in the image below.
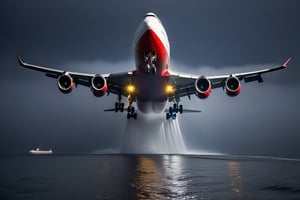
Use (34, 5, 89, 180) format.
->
(283, 58, 291, 67)
(17, 56, 25, 66)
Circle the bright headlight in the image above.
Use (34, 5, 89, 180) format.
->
(126, 84, 135, 93)
(165, 84, 175, 94)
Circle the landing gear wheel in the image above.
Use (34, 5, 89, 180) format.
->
(173, 103, 177, 109)
(127, 112, 137, 120)
(146, 64, 150, 73)
(115, 102, 125, 112)
(172, 113, 177, 120)
(126, 105, 137, 120)
(115, 102, 119, 112)
(151, 66, 156, 74)
(127, 106, 135, 114)
(173, 103, 179, 113)
(166, 102, 183, 120)
(179, 105, 183, 114)
(169, 107, 173, 114)
(120, 103, 124, 112)
(166, 113, 171, 120)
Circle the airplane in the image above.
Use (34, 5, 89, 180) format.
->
(18, 12, 290, 120)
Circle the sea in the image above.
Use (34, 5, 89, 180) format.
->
(0, 154, 300, 200)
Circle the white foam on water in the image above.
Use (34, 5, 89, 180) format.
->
(121, 113, 187, 154)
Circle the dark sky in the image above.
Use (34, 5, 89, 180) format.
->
(1, 0, 300, 156)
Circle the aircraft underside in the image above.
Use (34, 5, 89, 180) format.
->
(112, 74, 183, 120)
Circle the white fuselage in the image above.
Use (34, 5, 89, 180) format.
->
(133, 13, 171, 113)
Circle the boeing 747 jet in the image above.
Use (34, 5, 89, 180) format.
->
(18, 13, 290, 120)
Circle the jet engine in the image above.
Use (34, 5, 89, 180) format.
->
(195, 76, 212, 99)
(57, 73, 74, 94)
(91, 75, 108, 97)
(225, 76, 241, 96)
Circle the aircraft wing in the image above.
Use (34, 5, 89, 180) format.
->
(168, 58, 290, 99)
(17, 56, 133, 97)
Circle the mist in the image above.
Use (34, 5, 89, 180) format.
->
(121, 113, 186, 154)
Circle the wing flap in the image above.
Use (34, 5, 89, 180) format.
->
(244, 74, 263, 83)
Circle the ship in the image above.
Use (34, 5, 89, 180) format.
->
(29, 148, 53, 154)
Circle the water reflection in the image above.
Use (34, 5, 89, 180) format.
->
(162, 155, 190, 197)
(131, 155, 191, 199)
(131, 156, 162, 199)
(94, 156, 247, 199)
(227, 161, 243, 199)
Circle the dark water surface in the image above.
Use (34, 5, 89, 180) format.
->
(1, 154, 300, 199)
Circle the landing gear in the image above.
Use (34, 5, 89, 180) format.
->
(146, 64, 156, 74)
(127, 112, 137, 119)
(179, 105, 183, 114)
(114, 100, 137, 119)
(151, 66, 156, 74)
(115, 95, 124, 112)
(166, 103, 183, 120)
(127, 106, 137, 119)
(113, 90, 137, 119)
(115, 102, 124, 112)
(166, 112, 177, 120)
(126, 94, 137, 120)
(144, 51, 157, 74)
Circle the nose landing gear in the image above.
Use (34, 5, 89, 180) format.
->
(144, 51, 157, 74)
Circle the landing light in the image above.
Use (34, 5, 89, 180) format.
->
(126, 84, 135, 93)
(165, 84, 175, 94)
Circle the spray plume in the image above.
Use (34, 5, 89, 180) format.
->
(121, 113, 186, 154)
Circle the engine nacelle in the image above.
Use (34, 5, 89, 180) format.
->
(225, 76, 241, 97)
(91, 75, 108, 97)
(195, 76, 212, 99)
(57, 73, 74, 94)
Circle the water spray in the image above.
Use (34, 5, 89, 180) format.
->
(121, 113, 187, 154)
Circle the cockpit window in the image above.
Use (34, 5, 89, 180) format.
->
(144, 13, 157, 18)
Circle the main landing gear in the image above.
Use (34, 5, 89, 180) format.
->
(115, 102, 124, 112)
(127, 97, 137, 119)
(115, 95, 124, 112)
(114, 98, 137, 119)
(127, 106, 137, 119)
(126, 95, 137, 120)
(166, 103, 183, 120)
